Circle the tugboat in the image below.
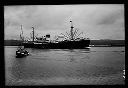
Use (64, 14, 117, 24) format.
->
(16, 47, 29, 58)
(23, 20, 90, 49)
(16, 25, 29, 58)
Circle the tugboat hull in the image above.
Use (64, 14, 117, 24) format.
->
(16, 50, 29, 58)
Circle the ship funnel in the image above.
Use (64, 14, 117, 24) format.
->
(46, 34, 50, 42)
(46, 34, 50, 38)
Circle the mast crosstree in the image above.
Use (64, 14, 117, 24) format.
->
(59, 20, 84, 41)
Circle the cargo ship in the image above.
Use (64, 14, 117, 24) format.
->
(22, 20, 90, 49)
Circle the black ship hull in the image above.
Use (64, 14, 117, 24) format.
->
(23, 39, 90, 49)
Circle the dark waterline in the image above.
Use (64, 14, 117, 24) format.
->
(5, 46, 125, 85)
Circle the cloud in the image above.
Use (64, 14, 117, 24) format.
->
(4, 5, 124, 40)
(97, 9, 124, 25)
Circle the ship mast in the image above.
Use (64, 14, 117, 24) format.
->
(20, 25, 24, 41)
(70, 20, 74, 40)
(32, 27, 34, 42)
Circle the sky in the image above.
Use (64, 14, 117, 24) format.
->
(4, 4, 124, 40)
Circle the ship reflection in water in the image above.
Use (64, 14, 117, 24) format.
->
(5, 46, 125, 85)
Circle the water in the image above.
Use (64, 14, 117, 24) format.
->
(5, 46, 125, 85)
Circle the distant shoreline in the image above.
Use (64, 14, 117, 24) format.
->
(89, 45, 125, 47)
(4, 45, 125, 47)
